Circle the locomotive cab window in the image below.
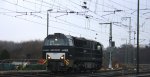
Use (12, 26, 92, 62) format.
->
(44, 38, 69, 46)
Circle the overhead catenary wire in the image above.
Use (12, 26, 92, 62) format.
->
(123, 0, 150, 8)
(0, 10, 99, 40)
(0, 6, 112, 41)
(64, 0, 131, 37)
(2, 0, 149, 23)
(108, 0, 135, 10)
(3, 0, 132, 29)
(1, 0, 150, 46)
(43, 0, 149, 33)
(1, 0, 99, 33)
(6, 0, 120, 37)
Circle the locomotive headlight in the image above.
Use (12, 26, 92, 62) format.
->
(48, 56, 51, 59)
(47, 55, 51, 59)
(60, 55, 64, 59)
(60, 56, 64, 59)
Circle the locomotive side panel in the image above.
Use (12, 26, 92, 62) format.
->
(72, 37, 103, 70)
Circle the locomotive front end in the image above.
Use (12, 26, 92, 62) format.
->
(42, 33, 73, 72)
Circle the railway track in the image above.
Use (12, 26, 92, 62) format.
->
(0, 70, 128, 77)
(0, 68, 150, 77)
(0, 70, 55, 77)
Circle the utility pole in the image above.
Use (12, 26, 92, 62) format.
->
(47, 9, 53, 36)
(99, 22, 113, 69)
(122, 17, 132, 66)
(136, 0, 140, 75)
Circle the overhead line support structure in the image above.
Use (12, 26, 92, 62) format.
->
(99, 22, 121, 69)
(122, 17, 132, 45)
(99, 22, 113, 69)
(136, 0, 140, 75)
(47, 9, 52, 36)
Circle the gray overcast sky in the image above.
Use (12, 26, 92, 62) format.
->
(0, 0, 150, 47)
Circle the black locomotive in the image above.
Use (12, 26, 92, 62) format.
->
(42, 33, 103, 72)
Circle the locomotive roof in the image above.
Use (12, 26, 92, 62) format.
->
(47, 33, 102, 44)
(46, 33, 67, 39)
(72, 36, 101, 44)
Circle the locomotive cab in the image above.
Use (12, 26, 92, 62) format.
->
(42, 33, 73, 72)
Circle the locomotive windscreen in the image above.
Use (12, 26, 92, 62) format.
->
(44, 33, 70, 46)
(44, 38, 68, 46)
